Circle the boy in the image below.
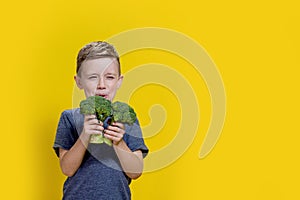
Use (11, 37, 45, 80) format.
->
(53, 41, 148, 199)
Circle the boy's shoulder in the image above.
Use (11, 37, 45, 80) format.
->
(58, 108, 84, 131)
(59, 108, 83, 124)
(61, 108, 81, 116)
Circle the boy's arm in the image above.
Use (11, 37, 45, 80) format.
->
(113, 142, 144, 179)
(59, 115, 103, 177)
(104, 122, 144, 179)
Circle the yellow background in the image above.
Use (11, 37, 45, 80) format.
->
(1, 0, 299, 199)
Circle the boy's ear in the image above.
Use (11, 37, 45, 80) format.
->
(117, 75, 123, 89)
(74, 75, 83, 89)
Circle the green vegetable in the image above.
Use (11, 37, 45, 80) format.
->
(79, 96, 137, 145)
(79, 95, 112, 121)
(112, 101, 137, 125)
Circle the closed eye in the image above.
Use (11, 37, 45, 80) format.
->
(88, 76, 98, 79)
(106, 75, 116, 80)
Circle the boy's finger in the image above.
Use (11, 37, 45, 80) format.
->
(90, 125, 103, 131)
(111, 122, 125, 130)
(86, 119, 100, 125)
(85, 115, 97, 121)
(89, 130, 102, 135)
(104, 130, 123, 139)
(106, 125, 125, 135)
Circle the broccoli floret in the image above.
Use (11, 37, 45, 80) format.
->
(94, 98, 112, 122)
(80, 96, 112, 121)
(79, 96, 97, 115)
(80, 96, 113, 145)
(112, 101, 137, 125)
(79, 96, 137, 146)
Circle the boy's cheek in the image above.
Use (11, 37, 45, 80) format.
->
(84, 91, 95, 98)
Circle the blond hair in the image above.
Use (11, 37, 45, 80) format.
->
(76, 41, 120, 75)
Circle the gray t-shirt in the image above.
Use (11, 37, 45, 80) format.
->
(53, 109, 148, 200)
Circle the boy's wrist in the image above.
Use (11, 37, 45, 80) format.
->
(79, 133, 91, 146)
(113, 139, 125, 148)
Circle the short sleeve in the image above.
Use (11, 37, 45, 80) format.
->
(53, 110, 79, 157)
(123, 119, 149, 158)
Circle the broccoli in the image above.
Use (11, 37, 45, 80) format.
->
(80, 95, 112, 120)
(112, 101, 137, 125)
(80, 96, 113, 145)
(79, 96, 97, 115)
(80, 96, 137, 146)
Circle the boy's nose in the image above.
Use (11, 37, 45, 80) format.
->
(97, 78, 106, 89)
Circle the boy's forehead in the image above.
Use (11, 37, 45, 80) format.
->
(80, 58, 119, 74)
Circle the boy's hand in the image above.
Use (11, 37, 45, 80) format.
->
(81, 115, 104, 143)
(104, 122, 125, 145)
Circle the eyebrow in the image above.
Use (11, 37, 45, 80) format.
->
(85, 73, 98, 76)
(104, 73, 118, 76)
(84, 72, 118, 77)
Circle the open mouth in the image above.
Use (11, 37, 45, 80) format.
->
(96, 94, 108, 99)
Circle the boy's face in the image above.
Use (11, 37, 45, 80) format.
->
(75, 57, 123, 101)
